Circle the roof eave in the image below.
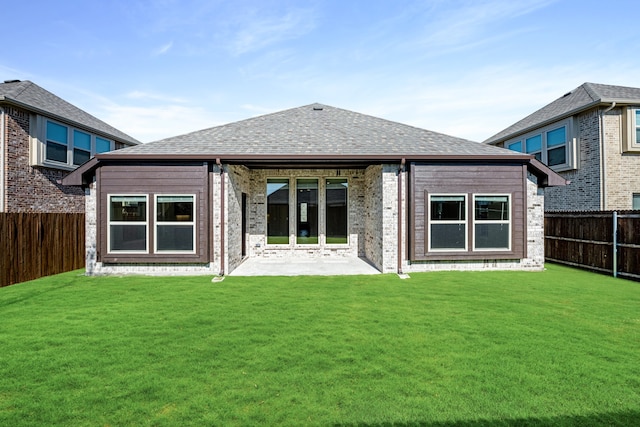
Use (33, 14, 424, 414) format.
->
(0, 97, 140, 146)
(485, 98, 640, 145)
(62, 153, 558, 188)
(527, 158, 569, 187)
(61, 157, 100, 186)
(95, 153, 533, 162)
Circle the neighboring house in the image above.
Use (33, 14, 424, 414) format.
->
(485, 82, 640, 211)
(0, 79, 140, 212)
(63, 103, 566, 276)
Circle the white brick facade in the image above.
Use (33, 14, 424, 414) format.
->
(83, 162, 549, 276)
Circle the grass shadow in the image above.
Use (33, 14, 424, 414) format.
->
(334, 410, 640, 426)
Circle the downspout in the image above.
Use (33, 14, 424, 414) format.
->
(0, 107, 5, 212)
(397, 158, 405, 274)
(599, 102, 616, 210)
(217, 158, 225, 276)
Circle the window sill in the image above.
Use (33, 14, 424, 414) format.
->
(32, 161, 78, 172)
(413, 250, 522, 261)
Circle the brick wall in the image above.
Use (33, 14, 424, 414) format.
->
(245, 168, 366, 260)
(603, 108, 640, 209)
(544, 109, 601, 211)
(364, 165, 383, 270)
(4, 106, 84, 212)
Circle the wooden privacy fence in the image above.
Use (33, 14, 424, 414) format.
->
(545, 211, 640, 280)
(0, 213, 85, 287)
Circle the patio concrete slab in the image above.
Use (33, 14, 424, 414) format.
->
(228, 257, 381, 276)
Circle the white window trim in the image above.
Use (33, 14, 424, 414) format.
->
(472, 194, 512, 251)
(505, 118, 575, 172)
(622, 107, 640, 152)
(154, 194, 197, 254)
(30, 115, 114, 171)
(428, 193, 468, 252)
(107, 194, 149, 254)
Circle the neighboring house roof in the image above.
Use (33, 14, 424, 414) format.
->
(484, 82, 640, 145)
(0, 79, 140, 145)
(108, 103, 518, 157)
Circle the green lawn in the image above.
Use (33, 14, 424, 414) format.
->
(1, 264, 639, 426)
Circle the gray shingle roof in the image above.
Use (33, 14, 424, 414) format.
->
(484, 82, 640, 145)
(109, 103, 518, 158)
(0, 80, 140, 145)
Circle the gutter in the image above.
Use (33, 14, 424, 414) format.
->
(0, 106, 4, 212)
(95, 153, 534, 162)
(599, 102, 616, 209)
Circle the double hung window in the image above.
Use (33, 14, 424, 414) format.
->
(156, 195, 196, 253)
(108, 194, 196, 254)
(73, 130, 92, 165)
(473, 195, 510, 250)
(46, 121, 68, 163)
(428, 194, 511, 252)
(108, 195, 148, 253)
(429, 195, 467, 251)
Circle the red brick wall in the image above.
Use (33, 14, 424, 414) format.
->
(4, 106, 85, 212)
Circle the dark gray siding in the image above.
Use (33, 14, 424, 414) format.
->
(98, 162, 210, 263)
(409, 162, 526, 261)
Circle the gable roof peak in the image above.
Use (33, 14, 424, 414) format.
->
(107, 102, 521, 158)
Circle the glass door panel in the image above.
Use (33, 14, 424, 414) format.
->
(296, 179, 318, 244)
(267, 179, 289, 244)
(326, 178, 348, 244)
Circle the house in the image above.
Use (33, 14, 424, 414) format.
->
(63, 103, 566, 276)
(0, 79, 140, 212)
(485, 82, 640, 211)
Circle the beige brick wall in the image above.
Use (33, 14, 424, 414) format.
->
(603, 109, 640, 209)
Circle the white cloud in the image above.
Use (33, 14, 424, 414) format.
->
(230, 8, 317, 55)
(125, 90, 187, 103)
(418, 0, 555, 50)
(99, 103, 220, 142)
(152, 41, 173, 56)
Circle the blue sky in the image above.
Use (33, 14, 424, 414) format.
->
(3, 0, 640, 143)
